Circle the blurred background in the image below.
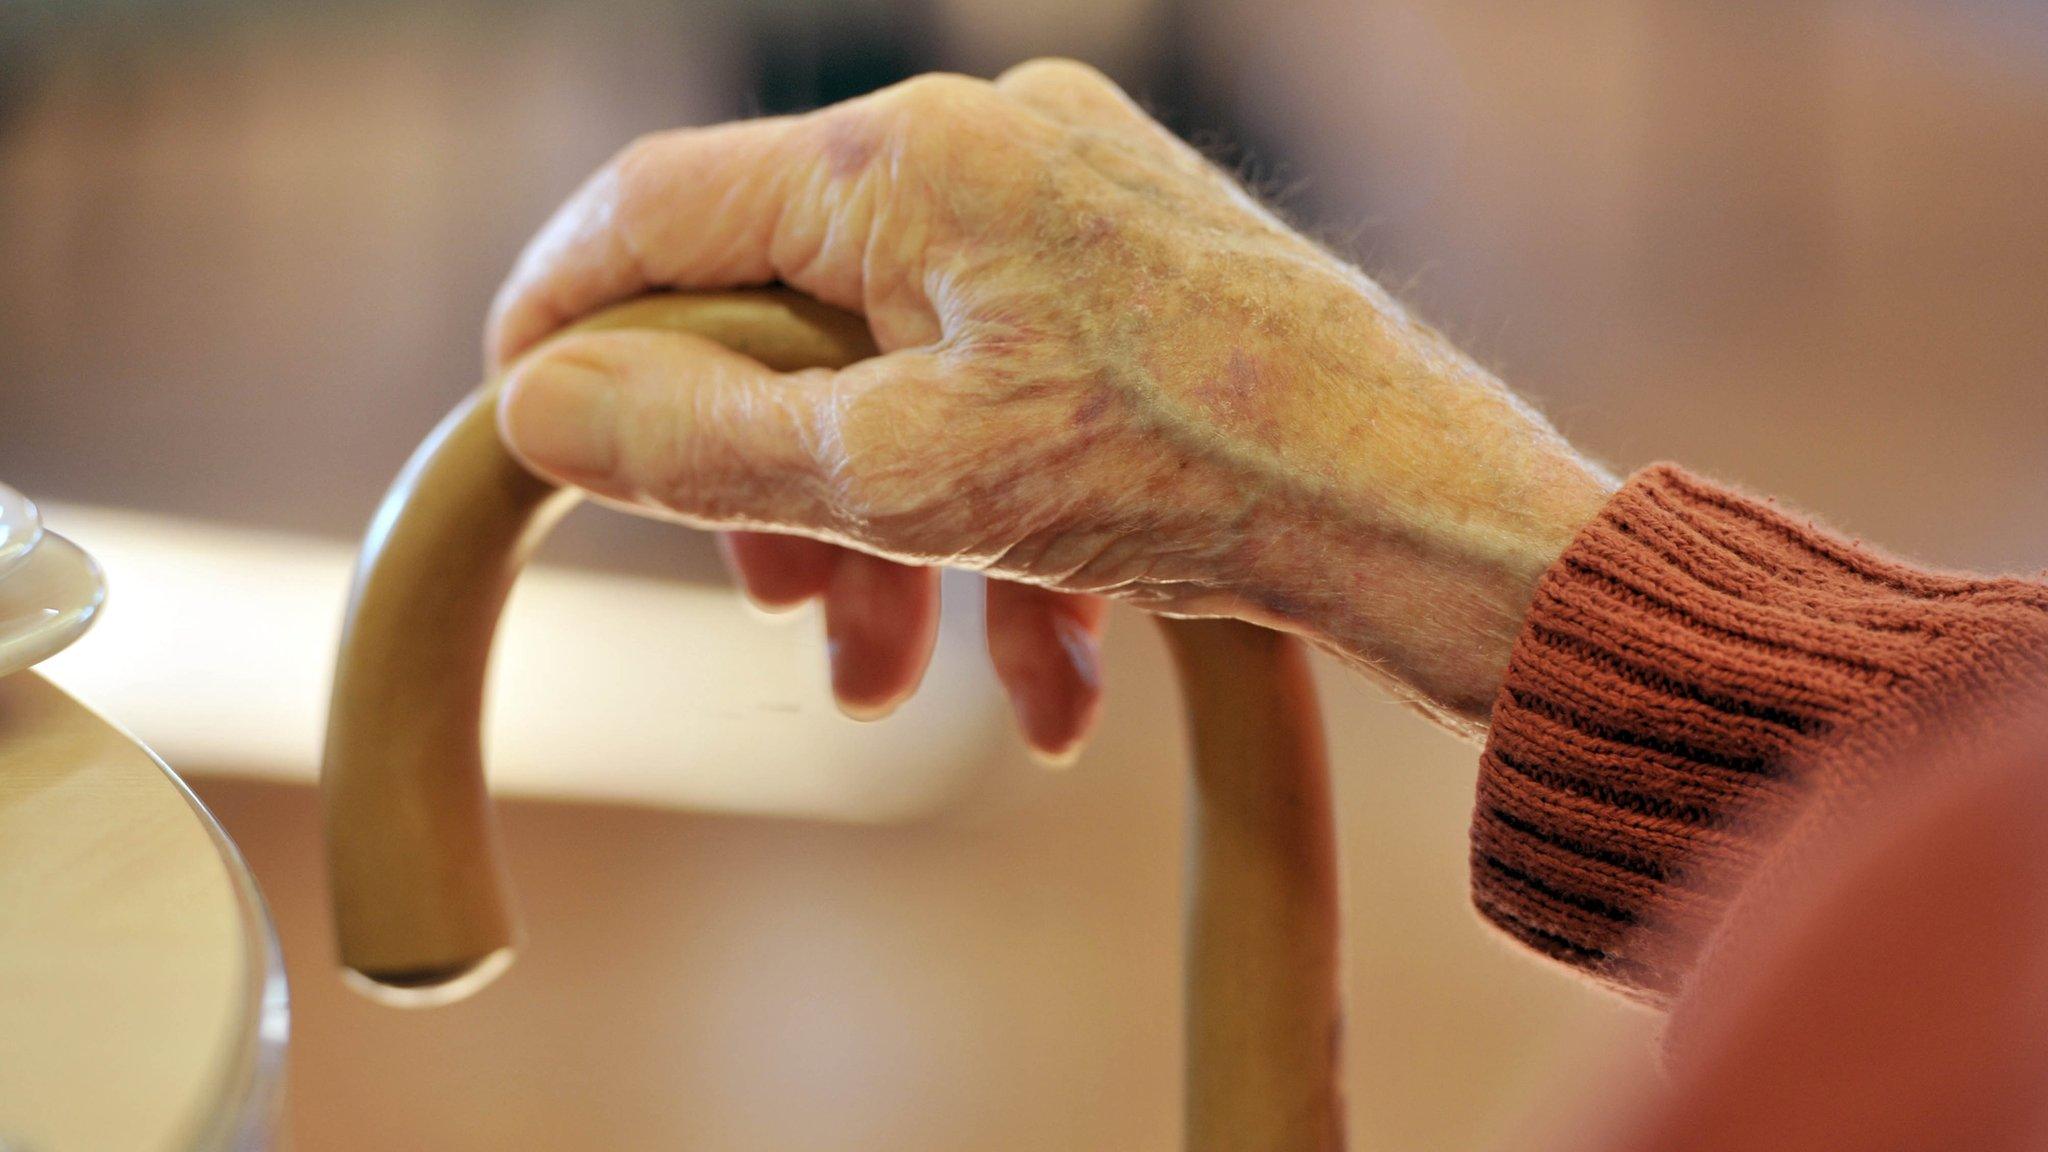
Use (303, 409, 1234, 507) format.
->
(5, 0, 2048, 1148)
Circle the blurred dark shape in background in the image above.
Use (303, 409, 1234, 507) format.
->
(3, 2, 2047, 1150)
(744, 0, 940, 113)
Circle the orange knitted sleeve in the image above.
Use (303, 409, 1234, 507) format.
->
(1471, 463, 2048, 1004)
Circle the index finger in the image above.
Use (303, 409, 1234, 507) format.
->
(486, 74, 1016, 369)
(486, 114, 822, 368)
(489, 106, 938, 370)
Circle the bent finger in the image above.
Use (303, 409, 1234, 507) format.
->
(825, 552, 941, 720)
(986, 580, 1108, 765)
(487, 114, 814, 368)
(487, 74, 1012, 368)
(719, 531, 841, 611)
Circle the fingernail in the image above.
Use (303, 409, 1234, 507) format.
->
(1052, 615, 1103, 693)
(828, 637, 904, 722)
(1027, 739, 1084, 770)
(739, 592, 814, 618)
(1014, 617, 1101, 768)
(502, 359, 620, 480)
(835, 692, 902, 722)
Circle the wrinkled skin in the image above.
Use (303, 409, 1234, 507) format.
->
(489, 61, 1614, 756)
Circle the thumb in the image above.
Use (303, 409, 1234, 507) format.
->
(498, 327, 850, 531)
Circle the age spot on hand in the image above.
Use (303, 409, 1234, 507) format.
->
(820, 116, 880, 178)
(1071, 390, 1113, 428)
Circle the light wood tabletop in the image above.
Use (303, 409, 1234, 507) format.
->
(0, 671, 286, 1152)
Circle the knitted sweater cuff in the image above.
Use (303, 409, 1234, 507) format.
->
(1471, 463, 2048, 1002)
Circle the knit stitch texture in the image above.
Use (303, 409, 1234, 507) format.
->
(1472, 463, 2048, 1004)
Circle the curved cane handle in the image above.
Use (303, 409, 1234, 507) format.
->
(320, 290, 874, 1000)
(320, 288, 1344, 1147)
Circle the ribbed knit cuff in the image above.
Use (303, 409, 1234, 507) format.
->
(1472, 463, 2048, 1002)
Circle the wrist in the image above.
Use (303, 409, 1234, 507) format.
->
(1219, 314, 1617, 733)
(1246, 453, 1611, 735)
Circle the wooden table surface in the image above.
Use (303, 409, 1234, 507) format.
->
(0, 672, 285, 1151)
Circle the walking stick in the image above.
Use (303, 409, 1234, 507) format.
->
(321, 288, 1346, 1150)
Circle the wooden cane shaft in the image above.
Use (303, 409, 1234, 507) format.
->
(1166, 620, 1346, 1151)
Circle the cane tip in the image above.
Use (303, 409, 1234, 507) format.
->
(340, 947, 515, 1009)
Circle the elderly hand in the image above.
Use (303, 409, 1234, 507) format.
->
(487, 60, 1614, 756)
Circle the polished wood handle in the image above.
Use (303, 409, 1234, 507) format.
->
(320, 288, 1345, 1147)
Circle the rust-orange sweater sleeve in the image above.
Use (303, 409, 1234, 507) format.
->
(1471, 463, 2048, 1004)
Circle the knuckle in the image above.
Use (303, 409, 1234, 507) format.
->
(605, 130, 679, 230)
(850, 73, 1035, 183)
(884, 72, 998, 122)
(999, 57, 1119, 99)
(609, 129, 672, 183)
